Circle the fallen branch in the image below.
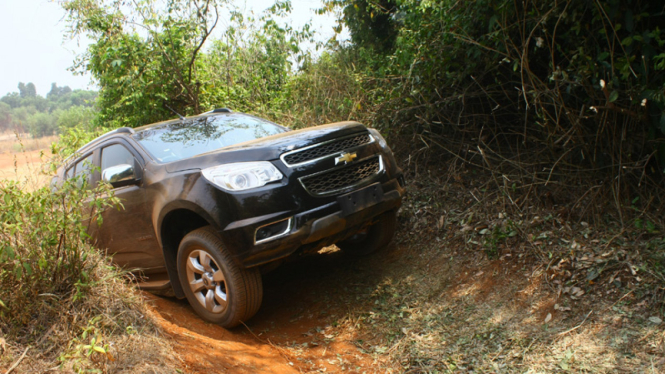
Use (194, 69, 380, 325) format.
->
(240, 321, 296, 368)
(557, 310, 593, 337)
(5, 346, 29, 374)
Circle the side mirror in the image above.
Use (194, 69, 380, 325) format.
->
(102, 164, 138, 187)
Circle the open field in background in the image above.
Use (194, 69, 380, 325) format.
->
(0, 132, 58, 153)
(0, 132, 56, 188)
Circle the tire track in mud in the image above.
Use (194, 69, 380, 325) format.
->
(145, 294, 300, 373)
(144, 249, 395, 373)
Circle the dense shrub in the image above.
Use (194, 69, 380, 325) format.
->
(312, 0, 665, 222)
(0, 176, 116, 326)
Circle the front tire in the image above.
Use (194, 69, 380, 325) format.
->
(337, 209, 397, 256)
(177, 226, 262, 328)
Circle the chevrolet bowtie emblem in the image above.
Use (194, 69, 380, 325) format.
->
(335, 152, 358, 165)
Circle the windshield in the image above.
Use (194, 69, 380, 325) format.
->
(133, 114, 287, 162)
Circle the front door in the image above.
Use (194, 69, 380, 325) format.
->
(94, 142, 164, 273)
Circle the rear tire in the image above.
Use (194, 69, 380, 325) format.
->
(337, 209, 397, 256)
(177, 226, 262, 328)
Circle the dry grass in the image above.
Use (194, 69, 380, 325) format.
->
(0, 132, 56, 189)
(0, 251, 178, 373)
(0, 132, 58, 154)
(0, 140, 179, 373)
(348, 244, 664, 372)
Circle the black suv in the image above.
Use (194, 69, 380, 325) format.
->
(56, 109, 405, 327)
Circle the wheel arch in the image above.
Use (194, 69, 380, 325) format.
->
(158, 202, 219, 298)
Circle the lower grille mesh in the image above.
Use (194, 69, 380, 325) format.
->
(300, 156, 381, 195)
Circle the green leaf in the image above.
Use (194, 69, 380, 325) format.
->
(609, 91, 619, 102)
(92, 346, 107, 354)
(4, 246, 15, 260)
(646, 220, 657, 233)
(597, 51, 610, 61)
(23, 262, 32, 276)
(488, 15, 498, 32)
(635, 218, 643, 229)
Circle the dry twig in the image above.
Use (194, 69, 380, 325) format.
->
(5, 346, 29, 374)
(557, 310, 593, 337)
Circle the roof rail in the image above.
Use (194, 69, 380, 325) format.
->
(65, 127, 136, 163)
(115, 127, 135, 134)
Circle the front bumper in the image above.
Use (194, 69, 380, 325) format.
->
(219, 177, 404, 268)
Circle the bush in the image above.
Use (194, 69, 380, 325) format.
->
(57, 106, 98, 132)
(0, 174, 118, 327)
(315, 0, 665, 223)
(0, 132, 174, 373)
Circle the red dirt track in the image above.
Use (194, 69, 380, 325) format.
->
(145, 249, 396, 373)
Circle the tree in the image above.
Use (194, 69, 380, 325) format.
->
(1, 93, 21, 109)
(61, 0, 313, 128)
(198, 2, 312, 114)
(0, 83, 98, 137)
(339, 0, 398, 53)
(62, 0, 223, 127)
(67, 90, 95, 107)
(18, 83, 26, 97)
(47, 83, 73, 100)
(0, 102, 11, 131)
(57, 106, 97, 132)
(28, 112, 57, 137)
(18, 82, 37, 98)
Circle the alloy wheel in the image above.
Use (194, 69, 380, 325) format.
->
(185, 249, 228, 313)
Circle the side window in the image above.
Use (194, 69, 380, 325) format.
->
(74, 154, 94, 188)
(101, 144, 136, 171)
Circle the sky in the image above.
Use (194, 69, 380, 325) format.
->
(0, 0, 343, 98)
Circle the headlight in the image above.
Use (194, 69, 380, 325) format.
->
(202, 162, 283, 191)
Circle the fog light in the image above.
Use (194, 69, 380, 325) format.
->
(397, 174, 406, 188)
(255, 217, 292, 244)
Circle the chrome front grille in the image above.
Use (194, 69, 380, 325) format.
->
(281, 133, 372, 166)
(299, 156, 383, 196)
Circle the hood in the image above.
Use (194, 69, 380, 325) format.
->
(165, 121, 367, 172)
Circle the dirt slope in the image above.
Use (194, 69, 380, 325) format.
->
(145, 249, 397, 373)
